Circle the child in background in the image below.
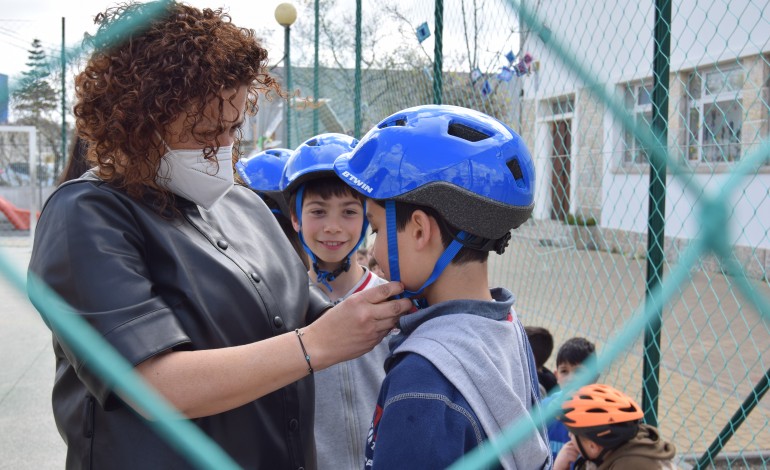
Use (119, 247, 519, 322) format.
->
(281, 133, 389, 469)
(553, 384, 677, 470)
(334, 104, 550, 469)
(541, 337, 597, 461)
(368, 256, 385, 279)
(356, 247, 370, 267)
(524, 326, 558, 396)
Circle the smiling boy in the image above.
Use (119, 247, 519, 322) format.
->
(282, 133, 390, 469)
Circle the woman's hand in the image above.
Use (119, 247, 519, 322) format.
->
(301, 281, 413, 370)
(133, 282, 411, 419)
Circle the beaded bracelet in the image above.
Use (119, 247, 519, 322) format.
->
(295, 328, 314, 375)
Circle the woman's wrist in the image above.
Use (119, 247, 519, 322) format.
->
(294, 329, 313, 375)
(294, 323, 333, 372)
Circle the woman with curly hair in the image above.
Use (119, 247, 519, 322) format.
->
(27, 2, 411, 468)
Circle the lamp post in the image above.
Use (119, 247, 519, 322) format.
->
(275, 2, 297, 149)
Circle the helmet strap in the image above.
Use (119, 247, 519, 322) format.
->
(574, 434, 611, 467)
(296, 184, 369, 292)
(439, 218, 512, 255)
(574, 435, 592, 463)
(385, 200, 466, 302)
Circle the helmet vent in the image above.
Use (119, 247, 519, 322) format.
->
(379, 117, 407, 128)
(586, 408, 608, 414)
(448, 122, 490, 142)
(507, 158, 524, 181)
(306, 138, 319, 146)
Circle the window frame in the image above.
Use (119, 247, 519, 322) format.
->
(686, 65, 745, 164)
(621, 81, 654, 165)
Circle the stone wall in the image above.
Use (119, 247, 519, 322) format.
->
(574, 89, 604, 220)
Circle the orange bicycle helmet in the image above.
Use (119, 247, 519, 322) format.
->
(558, 384, 643, 451)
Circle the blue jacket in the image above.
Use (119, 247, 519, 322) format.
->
(364, 288, 551, 470)
(541, 392, 571, 461)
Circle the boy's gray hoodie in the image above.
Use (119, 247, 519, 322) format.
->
(314, 270, 389, 470)
(394, 288, 551, 469)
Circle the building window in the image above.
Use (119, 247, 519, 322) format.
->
(686, 66, 744, 163)
(622, 82, 653, 164)
(550, 96, 574, 116)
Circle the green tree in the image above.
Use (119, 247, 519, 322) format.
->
(13, 39, 58, 121)
(4, 38, 66, 186)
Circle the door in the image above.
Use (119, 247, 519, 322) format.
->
(550, 120, 571, 221)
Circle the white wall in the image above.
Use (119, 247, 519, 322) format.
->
(602, 170, 770, 249)
(523, 0, 770, 99)
(523, 0, 770, 249)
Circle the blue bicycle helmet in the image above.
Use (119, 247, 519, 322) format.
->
(280, 133, 359, 194)
(333, 104, 535, 298)
(280, 133, 367, 291)
(236, 148, 292, 215)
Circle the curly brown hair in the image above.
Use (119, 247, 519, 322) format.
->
(74, 1, 279, 208)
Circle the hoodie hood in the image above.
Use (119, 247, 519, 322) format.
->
(599, 424, 677, 469)
(393, 288, 550, 470)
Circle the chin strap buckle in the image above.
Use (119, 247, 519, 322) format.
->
(494, 232, 511, 255)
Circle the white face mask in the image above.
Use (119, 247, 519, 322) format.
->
(157, 142, 234, 210)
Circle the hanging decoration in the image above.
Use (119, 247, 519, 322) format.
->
(415, 22, 431, 43)
(471, 68, 482, 83)
(497, 66, 513, 82)
(481, 80, 492, 97)
(472, 49, 537, 98)
(513, 52, 534, 76)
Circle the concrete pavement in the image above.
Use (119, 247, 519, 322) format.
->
(0, 244, 66, 469)
(1, 220, 767, 468)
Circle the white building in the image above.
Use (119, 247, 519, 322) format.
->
(519, 0, 770, 278)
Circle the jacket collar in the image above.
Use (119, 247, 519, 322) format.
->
(398, 287, 514, 336)
(387, 288, 515, 365)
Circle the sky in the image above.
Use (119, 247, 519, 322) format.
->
(0, 0, 295, 79)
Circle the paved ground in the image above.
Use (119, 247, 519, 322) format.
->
(497, 220, 770, 467)
(0, 243, 66, 469)
(1, 219, 768, 468)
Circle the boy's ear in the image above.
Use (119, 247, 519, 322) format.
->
(585, 436, 604, 455)
(290, 212, 301, 233)
(409, 210, 438, 251)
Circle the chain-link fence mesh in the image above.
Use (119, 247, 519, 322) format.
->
(1, 0, 768, 468)
(273, 2, 770, 463)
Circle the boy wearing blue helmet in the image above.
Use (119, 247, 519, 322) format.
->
(282, 133, 391, 470)
(334, 105, 551, 469)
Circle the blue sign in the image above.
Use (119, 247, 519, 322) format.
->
(416, 22, 431, 43)
(505, 50, 516, 65)
(0, 74, 8, 124)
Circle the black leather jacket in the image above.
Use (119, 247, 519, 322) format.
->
(28, 175, 331, 469)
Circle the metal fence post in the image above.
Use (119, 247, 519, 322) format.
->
(433, 0, 444, 105)
(641, 0, 672, 428)
(313, 0, 319, 136)
(354, 0, 362, 139)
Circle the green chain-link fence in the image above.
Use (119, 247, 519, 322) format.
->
(276, 0, 770, 466)
(2, 0, 769, 468)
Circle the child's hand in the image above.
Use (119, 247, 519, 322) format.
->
(553, 440, 581, 470)
(302, 281, 412, 368)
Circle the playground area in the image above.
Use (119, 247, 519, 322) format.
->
(0, 0, 769, 467)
